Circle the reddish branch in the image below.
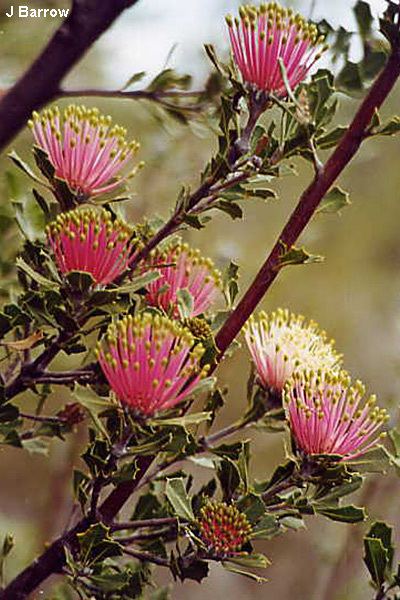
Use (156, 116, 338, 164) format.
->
(215, 46, 400, 355)
(0, 0, 140, 152)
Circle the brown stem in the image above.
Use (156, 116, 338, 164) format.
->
(215, 48, 400, 356)
(0, 0, 140, 152)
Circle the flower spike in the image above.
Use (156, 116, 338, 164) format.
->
(46, 207, 135, 286)
(284, 369, 389, 460)
(143, 241, 221, 318)
(97, 313, 208, 417)
(29, 105, 141, 199)
(198, 502, 252, 556)
(226, 3, 327, 96)
(244, 308, 342, 393)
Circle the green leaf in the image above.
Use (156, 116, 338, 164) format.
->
(278, 245, 324, 268)
(150, 412, 212, 427)
(337, 62, 363, 93)
(8, 151, 49, 187)
(122, 70, 146, 90)
(112, 271, 161, 295)
(147, 68, 191, 93)
(165, 477, 194, 521)
(22, 438, 50, 456)
(227, 553, 270, 569)
(65, 271, 95, 294)
(214, 200, 243, 220)
(364, 524, 391, 588)
(316, 126, 347, 149)
(176, 288, 194, 319)
(223, 261, 240, 308)
(346, 445, 390, 474)
(373, 116, 400, 137)
(251, 514, 280, 539)
(72, 384, 114, 441)
(16, 257, 59, 291)
(315, 504, 366, 523)
(0, 533, 14, 584)
(222, 561, 269, 583)
(354, 1, 373, 38)
(317, 186, 351, 215)
(77, 523, 123, 566)
(217, 458, 241, 501)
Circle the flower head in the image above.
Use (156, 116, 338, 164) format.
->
(198, 502, 252, 556)
(244, 308, 341, 393)
(29, 105, 140, 199)
(144, 242, 221, 318)
(46, 207, 135, 286)
(226, 3, 327, 97)
(284, 370, 389, 460)
(96, 314, 208, 417)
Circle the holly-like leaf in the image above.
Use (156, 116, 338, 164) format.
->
(77, 523, 123, 566)
(315, 504, 366, 523)
(364, 521, 394, 588)
(165, 477, 194, 521)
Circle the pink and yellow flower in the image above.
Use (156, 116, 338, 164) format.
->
(226, 3, 327, 97)
(46, 207, 135, 286)
(198, 502, 252, 556)
(284, 370, 389, 460)
(97, 314, 208, 417)
(29, 105, 140, 199)
(144, 242, 221, 318)
(244, 309, 341, 393)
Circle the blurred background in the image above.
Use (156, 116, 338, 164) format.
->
(0, 0, 400, 598)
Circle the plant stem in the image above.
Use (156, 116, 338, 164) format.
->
(215, 47, 400, 356)
(111, 517, 178, 531)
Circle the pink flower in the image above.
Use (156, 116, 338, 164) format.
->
(244, 309, 341, 393)
(144, 242, 221, 318)
(46, 207, 135, 286)
(97, 314, 208, 417)
(284, 370, 389, 460)
(198, 502, 252, 556)
(29, 105, 140, 199)
(226, 3, 327, 97)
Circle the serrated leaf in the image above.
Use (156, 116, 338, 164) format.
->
(77, 523, 123, 566)
(317, 186, 351, 215)
(165, 478, 194, 521)
(364, 535, 388, 587)
(315, 504, 366, 523)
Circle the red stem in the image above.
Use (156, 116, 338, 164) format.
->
(215, 48, 400, 355)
